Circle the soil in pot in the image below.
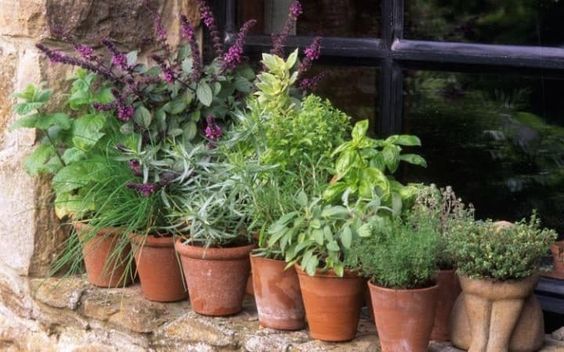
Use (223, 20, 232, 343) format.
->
(430, 269, 461, 341)
(450, 275, 544, 352)
(75, 223, 133, 288)
(175, 240, 255, 316)
(250, 255, 305, 330)
(369, 281, 438, 352)
(130, 234, 186, 302)
(296, 265, 364, 342)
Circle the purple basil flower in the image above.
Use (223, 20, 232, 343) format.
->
(271, 1, 303, 57)
(204, 115, 222, 141)
(298, 36, 321, 76)
(299, 72, 325, 92)
(162, 67, 175, 83)
(93, 102, 116, 111)
(74, 44, 95, 60)
(222, 19, 256, 72)
(196, 0, 223, 56)
(289, 1, 303, 18)
(153, 14, 167, 42)
(112, 53, 128, 70)
(127, 182, 159, 197)
(180, 15, 202, 82)
(117, 103, 134, 121)
(129, 160, 142, 176)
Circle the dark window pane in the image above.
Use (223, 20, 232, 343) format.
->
(406, 0, 564, 47)
(403, 70, 564, 234)
(238, 0, 379, 38)
(309, 65, 378, 123)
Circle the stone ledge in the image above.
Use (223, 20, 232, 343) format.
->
(0, 276, 560, 351)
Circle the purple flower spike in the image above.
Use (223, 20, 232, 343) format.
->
(117, 104, 134, 121)
(127, 182, 159, 197)
(204, 115, 222, 141)
(298, 36, 321, 76)
(222, 19, 256, 72)
(299, 72, 325, 92)
(162, 67, 175, 83)
(271, 1, 303, 57)
(289, 1, 303, 18)
(180, 15, 202, 82)
(112, 53, 128, 70)
(74, 44, 95, 60)
(128, 160, 142, 177)
(153, 14, 168, 42)
(196, 0, 223, 56)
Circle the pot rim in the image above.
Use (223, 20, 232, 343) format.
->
(250, 254, 285, 264)
(457, 273, 539, 285)
(294, 264, 360, 279)
(175, 239, 255, 260)
(368, 280, 438, 293)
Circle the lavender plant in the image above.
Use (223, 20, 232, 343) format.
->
(36, 0, 257, 199)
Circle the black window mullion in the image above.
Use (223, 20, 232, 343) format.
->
(378, 0, 404, 136)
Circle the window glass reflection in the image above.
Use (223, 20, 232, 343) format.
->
(403, 71, 564, 234)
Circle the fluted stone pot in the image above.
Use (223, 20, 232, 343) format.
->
(450, 275, 544, 352)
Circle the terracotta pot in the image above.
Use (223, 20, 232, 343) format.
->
(75, 223, 133, 288)
(175, 240, 255, 316)
(451, 275, 543, 352)
(295, 265, 364, 342)
(369, 281, 438, 352)
(246, 273, 254, 296)
(250, 255, 305, 330)
(430, 269, 461, 341)
(130, 234, 186, 302)
(550, 240, 564, 273)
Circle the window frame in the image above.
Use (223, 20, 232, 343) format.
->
(214, 0, 564, 136)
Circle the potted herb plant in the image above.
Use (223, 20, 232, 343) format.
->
(409, 184, 474, 341)
(268, 120, 426, 341)
(10, 73, 136, 288)
(354, 215, 439, 352)
(169, 143, 255, 316)
(35, 1, 257, 301)
(448, 215, 557, 351)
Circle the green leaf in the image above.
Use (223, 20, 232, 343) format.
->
(321, 206, 349, 218)
(234, 77, 252, 93)
(297, 190, 308, 207)
(386, 134, 421, 146)
(94, 87, 114, 104)
(182, 58, 193, 74)
(182, 121, 197, 141)
(352, 120, 369, 141)
(196, 82, 213, 106)
(61, 147, 85, 164)
(52, 163, 92, 194)
(286, 49, 299, 69)
(400, 154, 427, 167)
(168, 99, 187, 115)
(126, 51, 138, 66)
(305, 253, 319, 276)
(72, 114, 106, 149)
(24, 144, 56, 175)
(14, 84, 39, 100)
(35, 113, 72, 130)
(358, 223, 372, 238)
(13, 102, 44, 115)
(134, 105, 152, 128)
(120, 122, 134, 134)
(341, 226, 352, 249)
(9, 114, 39, 130)
(312, 229, 324, 245)
(327, 240, 340, 252)
(334, 264, 344, 278)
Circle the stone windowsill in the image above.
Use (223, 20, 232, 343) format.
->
(28, 276, 564, 352)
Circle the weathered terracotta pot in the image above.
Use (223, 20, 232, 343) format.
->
(369, 281, 438, 352)
(250, 255, 305, 330)
(430, 269, 461, 341)
(550, 240, 564, 274)
(296, 265, 364, 342)
(175, 240, 255, 316)
(130, 234, 186, 302)
(451, 275, 544, 352)
(75, 223, 133, 288)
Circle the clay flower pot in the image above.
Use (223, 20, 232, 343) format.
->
(430, 269, 461, 341)
(295, 265, 364, 342)
(175, 240, 255, 316)
(369, 281, 438, 352)
(550, 240, 564, 274)
(130, 234, 186, 302)
(75, 223, 133, 288)
(250, 255, 305, 330)
(452, 275, 543, 352)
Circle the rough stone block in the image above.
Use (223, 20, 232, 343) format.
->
(32, 276, 89, 310)
(0, 0, 48, 38)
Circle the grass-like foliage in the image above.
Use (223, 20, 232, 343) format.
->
(448, 214, 557, 281)
(353, 217, 439, 289)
